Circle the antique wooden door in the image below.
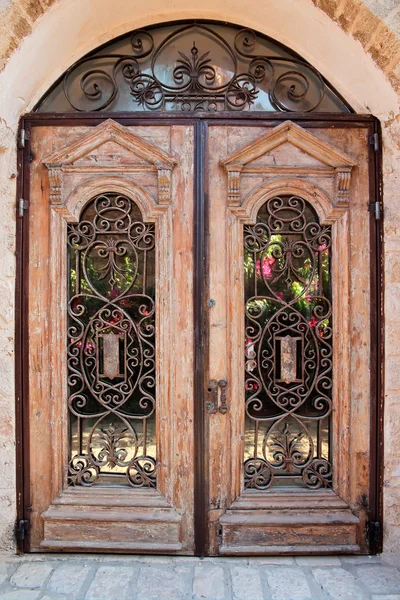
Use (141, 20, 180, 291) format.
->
(23, 117, 378, 555)
(205, 120, 377, 555)
(26, 120, 196, 553)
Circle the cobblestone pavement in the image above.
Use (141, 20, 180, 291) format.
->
(0, 553, 400, 600)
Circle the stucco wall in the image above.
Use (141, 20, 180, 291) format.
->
(0, 0, 399, 553)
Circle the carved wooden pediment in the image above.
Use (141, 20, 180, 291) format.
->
(44, 119, 178, 208)
(220, 121, 356, 207)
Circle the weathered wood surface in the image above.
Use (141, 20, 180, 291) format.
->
(206, 123, 371, 555)
(28, 119, 372, 556)
(28, 122, 195, 554)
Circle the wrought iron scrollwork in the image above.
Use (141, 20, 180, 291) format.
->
(57, 23, 340, 113)
(243, 195, 333, 490)
(68, 193, 157, 488)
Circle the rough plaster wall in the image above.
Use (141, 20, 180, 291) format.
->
(383, 116, 400, 552)
(0, 87, 18, 553)
(0, 0, 398, 553)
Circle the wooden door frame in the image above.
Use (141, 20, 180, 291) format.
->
(15, 112, 384, 556)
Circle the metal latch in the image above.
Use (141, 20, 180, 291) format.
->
(206, 379, 228, 414)
(367, 520, 381, 545)
(16, 519, 29, 541)
(206, 379, 218, 413)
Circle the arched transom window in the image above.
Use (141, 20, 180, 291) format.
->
(36, 21, 351, 113)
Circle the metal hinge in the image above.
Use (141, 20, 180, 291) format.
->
(18, 128, 30, 149)
(367, 520, 382, 546)
(18, 199, 28, 217)
(369, 132, 379, 152)
(16, 519, 29, 541)
(368, 201, 381, 220)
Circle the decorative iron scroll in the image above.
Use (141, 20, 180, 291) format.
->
(67, 193, 157, 488)
(37, 22, 350, 113)
(243, 196, 333, 490)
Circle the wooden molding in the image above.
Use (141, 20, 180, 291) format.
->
(231, 177, 349, 225)
(51, 175, 169, 223)
(220, 120, 356, 169)
(220, 120, 357, 208)
(44, 118, 178, 167)
(44, 119, 178, 213)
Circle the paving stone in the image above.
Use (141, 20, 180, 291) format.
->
(47, 563, 91, 599)
(340, 555, 382, 564)
(0, 592, 40, 600)
(371, 596, 400, 600)
(172, 556, 202, 565)
(265, 566, 312, 600)
(136, 566, 188, 600)
(134, 555, 174, 564)
(312, 567, 368, 600)
(174, 565, 191, 574)
(193, 565, 225, 600)
(382, 555, 400, 568)
(0, 564, 9, 586)
(355, 565, 400, 594)
(85, 566, 134, 600)
(248, 557, 295, 565)
(230, 566, 263, 600)
(10, 563, 53, 589)
(295, 556, 341, 566)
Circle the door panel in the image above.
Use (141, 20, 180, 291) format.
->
(27, 121, 195, 553)
(206, 122, 372, 555)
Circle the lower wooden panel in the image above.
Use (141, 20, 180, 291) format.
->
(40, 488, 183, 553)
(218, 489, 360, 555)
(219, 544, 360, 555)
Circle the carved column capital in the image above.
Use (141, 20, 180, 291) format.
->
(335, 168, 352, 206)
(226, 167, 243, 206)
(47, 167, 63, 204)
(157, 167, 173, 205)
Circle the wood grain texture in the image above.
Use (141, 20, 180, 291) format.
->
(28, 122, 195, 554)
(207, 122, 372, 555)
(27, 119, 372, 557)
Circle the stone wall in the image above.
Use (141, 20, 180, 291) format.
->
(382, 114, 400, 552)
(0, 0, 399, 553)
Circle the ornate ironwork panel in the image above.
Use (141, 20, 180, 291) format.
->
(67, 193, 157, 488)
(243, 196, 333, 490)
(36, 22, 350, 113)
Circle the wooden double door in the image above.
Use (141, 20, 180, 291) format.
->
(22, 116, 379, 555)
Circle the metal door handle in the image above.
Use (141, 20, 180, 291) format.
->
(218, 380, 228, 414)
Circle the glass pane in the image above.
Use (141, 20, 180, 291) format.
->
(36, 22, 350, 113)
(67, 193, 156, 488)
(243, 196, 333, 490)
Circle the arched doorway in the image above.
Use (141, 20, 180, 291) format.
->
(17, 21, 382, 556)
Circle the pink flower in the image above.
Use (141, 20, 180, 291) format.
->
(256, 256, 274, 279)
(309, 316, 318, 327)
(245, 381, 259, 392)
